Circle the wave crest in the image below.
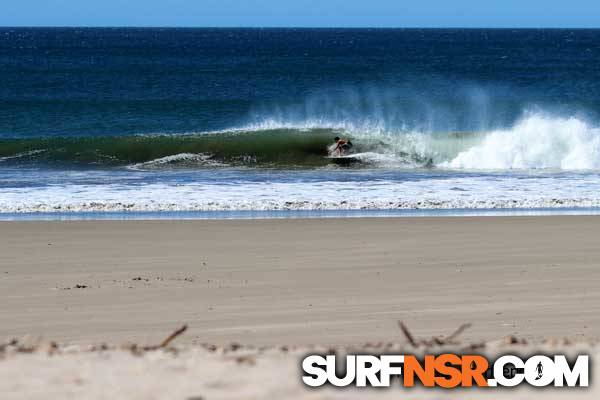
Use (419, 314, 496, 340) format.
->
(1, 113, 600, 170)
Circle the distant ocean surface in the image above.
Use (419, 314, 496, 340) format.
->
(2, 28, 600, 214)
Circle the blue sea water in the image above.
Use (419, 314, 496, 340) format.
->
(2, 28, 600, 215)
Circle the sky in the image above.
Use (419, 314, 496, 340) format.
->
(2, 0, 599, 28)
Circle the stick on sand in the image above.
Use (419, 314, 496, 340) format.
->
(397, 321, 418, 347)
(143, 324, 188, 351)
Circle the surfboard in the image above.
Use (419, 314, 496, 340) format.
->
(326, 155, 362, 166)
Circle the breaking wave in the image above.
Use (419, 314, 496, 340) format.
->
(1, 113, 600, 170)
(442, 114, 600, 170)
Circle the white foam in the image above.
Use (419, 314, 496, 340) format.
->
(129, 153, 227, 169)
(3, 173, 600, 213)
(443, 115, 600, 170)
(0, 149, 46, 162)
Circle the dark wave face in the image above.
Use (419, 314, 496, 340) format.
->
(0, 127, 446, 168)
(0, 129, 336, 168)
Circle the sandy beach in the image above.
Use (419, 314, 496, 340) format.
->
(2, 216, 600, 345)
(1, 216, 600, 399)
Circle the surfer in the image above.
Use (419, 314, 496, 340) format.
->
(333, 137, 353, 156)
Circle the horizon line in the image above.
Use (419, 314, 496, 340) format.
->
(1, 25, 600, 30)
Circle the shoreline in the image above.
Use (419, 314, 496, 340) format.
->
(3, 206, 600, 220)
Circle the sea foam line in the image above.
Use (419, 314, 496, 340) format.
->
(3, 198, 600, 213)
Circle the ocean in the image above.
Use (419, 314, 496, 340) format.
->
(2, 28, 600, 216)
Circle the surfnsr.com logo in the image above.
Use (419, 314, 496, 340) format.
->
(301, 354, 589, 388)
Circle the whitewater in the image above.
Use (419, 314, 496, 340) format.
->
(2, 166, 600, 213)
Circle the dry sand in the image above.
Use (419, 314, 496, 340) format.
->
(1, 216, 600, 399)
(0, 339, 597, 400)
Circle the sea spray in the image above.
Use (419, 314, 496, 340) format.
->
(444, 114, 600, 170)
